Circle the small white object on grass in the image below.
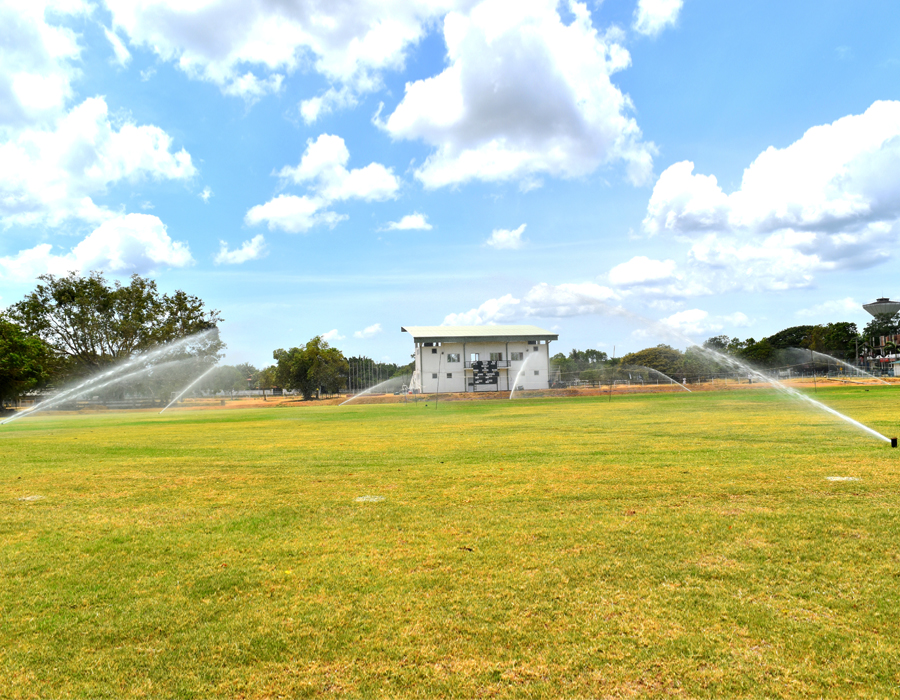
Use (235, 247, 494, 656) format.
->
(355, 495, 385, 502)
(825, 476, 859, 482)
(17, 495, 45, 501)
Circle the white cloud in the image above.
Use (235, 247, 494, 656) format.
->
(795, 297, 863, 320)
(214, 234, 267, 264)
(245, 195, 346, 234)
(642, 101, 900, 291)
(633, 0, 683, 37)
(608, 255, 676, 286)
(382, 0, 654, 188)
(722, 312, 751, 327)
(651, 308, 752, 338)
(385, 212, 432, 230)
(103, 26, 132, 67)
(300, 87, 358, 124)
(322, 329, 345, 342)
(0, 97, 195, 228)
(0, 0, 88, 131)
(200, 186, 213, 203)
(105, 0, 457, 102)
(658, 308, 710, 336)
(443, 282, 619, 324)
(485, 223, 526, 249)
(354, 323, 383, 339)
(0, 214, 193, 281)
(246, 134, 399, 233)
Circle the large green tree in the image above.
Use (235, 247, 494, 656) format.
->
(619, 344, 684, 377)
(273, 336, 348, 400)
(9, 272, 224, 377)
(0, 316, 55, 407)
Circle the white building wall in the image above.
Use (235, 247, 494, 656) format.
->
(416, 340, 552, 393)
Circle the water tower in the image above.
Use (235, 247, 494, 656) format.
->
(863, 297, 900, 317)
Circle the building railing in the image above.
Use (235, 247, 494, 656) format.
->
(464, 360, 510, 368)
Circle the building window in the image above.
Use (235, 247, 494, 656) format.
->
(447, 353, 460, 362)
(528, 340, 538, 345)
(534, 370, 540, 375)
(432, 373, 438, 379)
(533, 346, 539, 352)
(510, 352, 524, 361)
(471, 353, 479, 361)
(432, 348, 437, 354)
(447, 373, 452, 379)
(490, 352, 502, 361)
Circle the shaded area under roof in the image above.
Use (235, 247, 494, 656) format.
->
(401, 325, 558, 343)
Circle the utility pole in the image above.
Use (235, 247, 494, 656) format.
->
(609, 345, 615, 403)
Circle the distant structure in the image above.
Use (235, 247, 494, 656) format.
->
(862, 298, 900, 374)
(863, 297, 900, 318)
(402, 325, 559, 394)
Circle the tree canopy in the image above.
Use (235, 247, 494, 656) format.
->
(0, 316, 55, 406)
(9, 272, 224, 377)
(274, 336, 348, 399)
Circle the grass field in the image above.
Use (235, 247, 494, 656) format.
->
(2, 386, 899, 698)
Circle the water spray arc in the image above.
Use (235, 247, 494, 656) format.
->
(509, 353, 539, 399)
(1, 330, 219, 425)
(159, 364, 218, 414)
(621, 365, 691, 392)
(696, 346, 893, 445)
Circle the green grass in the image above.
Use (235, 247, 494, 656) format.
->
(2, 386, 900, 698)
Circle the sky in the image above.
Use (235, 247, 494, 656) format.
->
(2, 0, 900, 367)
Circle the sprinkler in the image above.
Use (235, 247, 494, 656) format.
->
(892, 438, 898, 448)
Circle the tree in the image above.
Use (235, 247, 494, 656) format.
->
(258, 365, 277, 389)
(703, 335, 730, 351)
(273, 336, 348, 400)
(619, 345, 684, 377)
(739, 338, 775, 366)
(863, 313, 899, 345)
(9, 272, 224, 377)
(0, 316, 55, 407)
(766, 325, 814, 350)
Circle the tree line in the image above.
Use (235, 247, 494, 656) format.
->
(0, 271, 417, 407)
(552, 318, 894, 384)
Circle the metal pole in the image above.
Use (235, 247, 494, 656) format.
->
(811, 347, 817, 392)
(609, 345, 615, 403)
(435, 351, 443, 409)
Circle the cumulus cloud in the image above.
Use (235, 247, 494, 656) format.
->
(485, 224, 525, 249)
(0, 0, 88, 131)
(0, 214, 193, 281)
(608, 255, 676, 286)
(246, 134, 399, 233)
(382, 0, 654, 188)
(385, 212, 432, 230)
(200, 186, 213, 203)
(443, 282, 619, 325)
(103, 26, 132, 67)
(633, 0, 683, 37)
(642, 101, 900, 291)
(0, 97, 196, 228)
(795, 297, 863, 320)
(105, 0, 458, 102)
(322, 329, 345, 342)
(641, 308, 752, 339)
(354, 323, 383, 339)
(300, 87, 358, 125)
(214, 234, 267, 264)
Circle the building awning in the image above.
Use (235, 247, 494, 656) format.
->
(401, 324, 558, 344)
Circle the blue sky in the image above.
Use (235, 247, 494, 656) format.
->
(2, 0, 900, 367)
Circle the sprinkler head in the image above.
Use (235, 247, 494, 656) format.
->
(892, 438, 898, 448)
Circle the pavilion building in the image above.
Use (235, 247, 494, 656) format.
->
(401, 325, 559, 394)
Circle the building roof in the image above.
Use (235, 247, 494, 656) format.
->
(863, 298, 900, 317)
(401, 325, 558, 343)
